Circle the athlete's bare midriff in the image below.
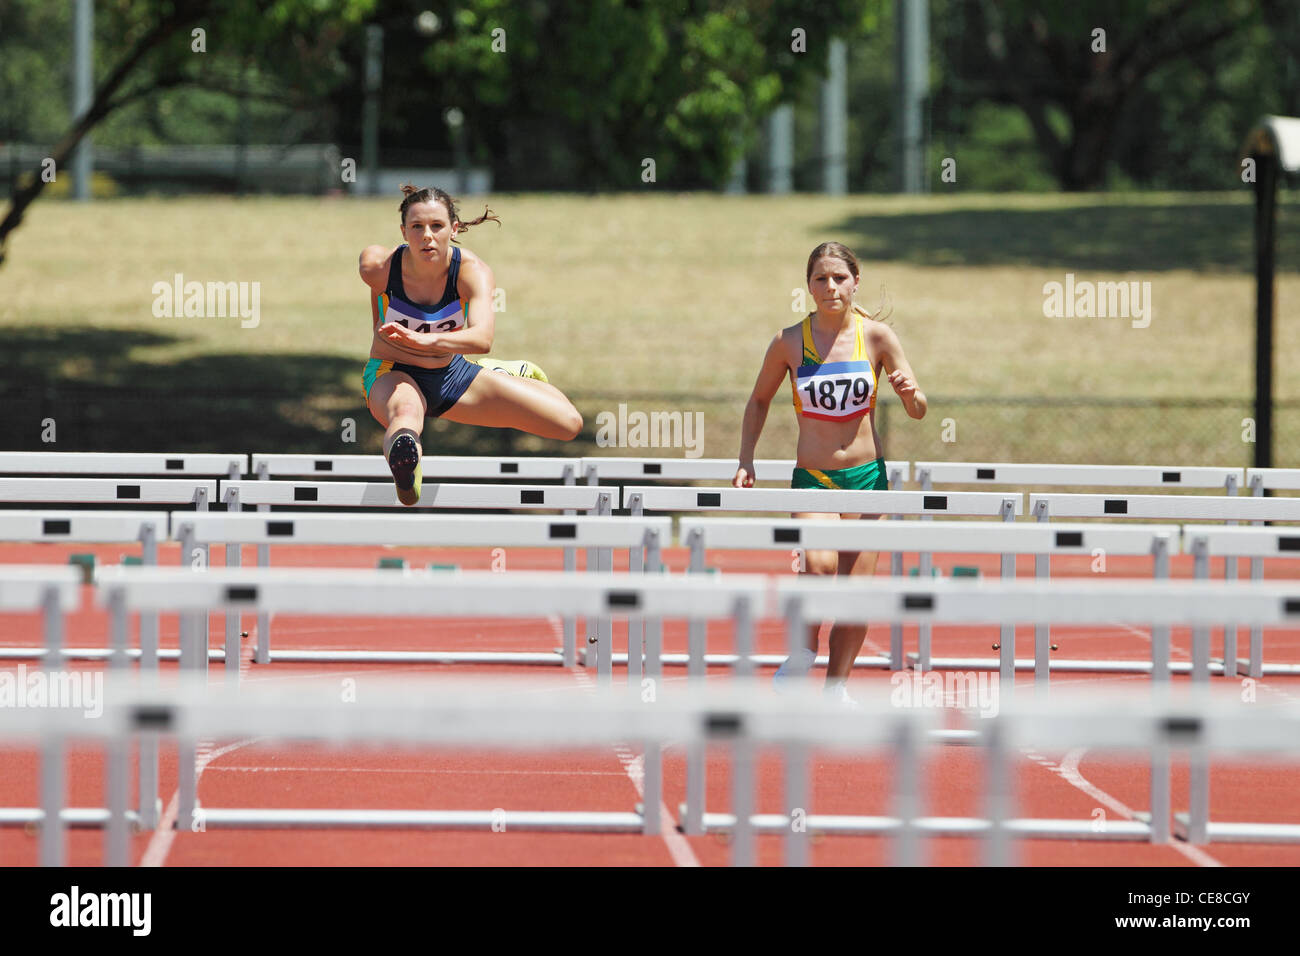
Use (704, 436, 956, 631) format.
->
(781, 322, 886, 471)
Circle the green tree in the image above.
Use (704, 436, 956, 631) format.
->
(0, 0, 374, 267)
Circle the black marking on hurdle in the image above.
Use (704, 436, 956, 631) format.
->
(1285, 598, 1300, 617)
(606, 590, 640, 610)
(643, 463, 662, 475)
(704, 713, 743, 737)
(313, 460, 333, 472)
(903, 594, 934, 610)
(500, 462, 519, 474)
(773, 527, 800, 544)
(1279, 536, 1300, 552)
(165, 459, 183, 471)
(294, 486, 318, 502)
(520, 490, 545, 504)
(549, 523, 577, 540)
(1103, 499, 1128, 514)
(976, 468, 995, 480)
(697, 492, 721, 507)
(922, 495, 948, 510)
(1162, 716, 1201, 742)
(226, 585, 258, 603)
(1161, 472, 1181, 483)
(116, 484, 141, 500)
(132, 706, 173, 731)
(1055, 531, 1084, 548)
(42, 519, 71, 536)
(267, 521, 294, 537)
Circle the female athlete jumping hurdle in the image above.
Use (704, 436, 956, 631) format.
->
(359, 185, 583, 505)
(734, 241, 927, 706)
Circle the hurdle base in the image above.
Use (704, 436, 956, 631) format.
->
(1172, 812, 1300, 844)
(0, 808, 141, 828)
(696, 813, 1151, 840)
(581, 651, 894, 669)
(259, 650, 565, 665)
(0, 647, 226, 661)
(904, 654, 1294, 676)
(186, 808, 645, 832)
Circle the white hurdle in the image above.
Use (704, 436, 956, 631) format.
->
(221, 480, 616, 668)
(915, 462, 1243, 494)
(582, 457, 909, 485)
(250, 453, 579, 481)
(679, 518, 1180, 684)
(749, 575, 1300, 847)
(0, 477, 214, 508)
(0, 567, 92, 861)
(632, 485, 1021, 836)
(0, 452, 246, 479)
(93, 565, 768, 839)
(169, 512, 669, 674)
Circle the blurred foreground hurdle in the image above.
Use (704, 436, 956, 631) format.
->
(6, 670, 1300, 866)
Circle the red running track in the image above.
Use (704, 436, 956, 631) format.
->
(1, 541, 1298, 866)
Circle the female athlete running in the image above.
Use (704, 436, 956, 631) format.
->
(733, 241, 927, 705)
(359, 185, 583, 504)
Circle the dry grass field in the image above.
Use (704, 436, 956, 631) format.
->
(2, 191, 1297, 464)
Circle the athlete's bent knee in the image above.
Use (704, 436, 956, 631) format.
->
(558, 407, 583, 441)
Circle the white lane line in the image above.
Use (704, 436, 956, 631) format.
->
(558, 616, 700, 867)
(207, 766, 628, 776)
(1053, 747, 1223, 867)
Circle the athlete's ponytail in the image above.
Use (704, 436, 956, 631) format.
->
(399, 184, 501, 241)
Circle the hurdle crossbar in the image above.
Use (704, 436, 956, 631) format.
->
(0, 452, 245, 478)
(0, 478, 214, 507)
(222, 479, 608, 511)
(916, 462, 1242, 493)
(251, 454, 578, 481)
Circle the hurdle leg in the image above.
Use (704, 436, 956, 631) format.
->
(784, 742, 810, 867)
(1223, 555, 1238, 677)
(683, 528, 708, 834)
(104, 734, 130, 867)
(256, 544, 272, 665)
(983, 720, 1013, 867)
(1187, 742, 1210, 844)
(562, 465, 578, 667)
(597, 493, 614, 682)
(1151, 537, 1171, 684)
(643, 612, 664, 834)
(733, 596, 755, 679)
(39, 732, 65, 867)
(889, 550, 904, 670)
(137, 526, 161, 827)
(999, 550, 1014, 696)
(224, 543, 242, 682)
(730, 738, 756, 867)
(892, 718, 921, 867)
(177, 613, 198, 831)
(917, 550, 933, 672)
(1190, 538, 1210, 682)
(1249, 556, 1263, 679)
(1033, 554, 1050, 692)
(1149, 740, 1170, 843)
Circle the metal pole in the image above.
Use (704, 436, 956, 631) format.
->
(896, 0, 929, 193)
(1253, 152, 1278, 469)
(819, 39, 847, 195)
(767, 105, 794, 194)
(784, 742, 810, 867)
(71, 0, 93, 201)
(362, 24, 384, 197)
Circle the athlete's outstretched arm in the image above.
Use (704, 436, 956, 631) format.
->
(734, 333, 790, 488)
(870, 323, 927, 419)
(374, 258, 496, 356)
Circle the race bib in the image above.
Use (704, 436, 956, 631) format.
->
(381, 295, 465, 334)
(795, 361, 874, 421)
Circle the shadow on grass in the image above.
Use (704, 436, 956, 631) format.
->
(0, 327, 599, 456)
(826, 201, 1300, 272)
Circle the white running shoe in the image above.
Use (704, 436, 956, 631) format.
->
(773, 646, 817, 693)
(825, 681, 861, 711)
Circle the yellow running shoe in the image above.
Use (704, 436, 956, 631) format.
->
(469, 357, 549, 383)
